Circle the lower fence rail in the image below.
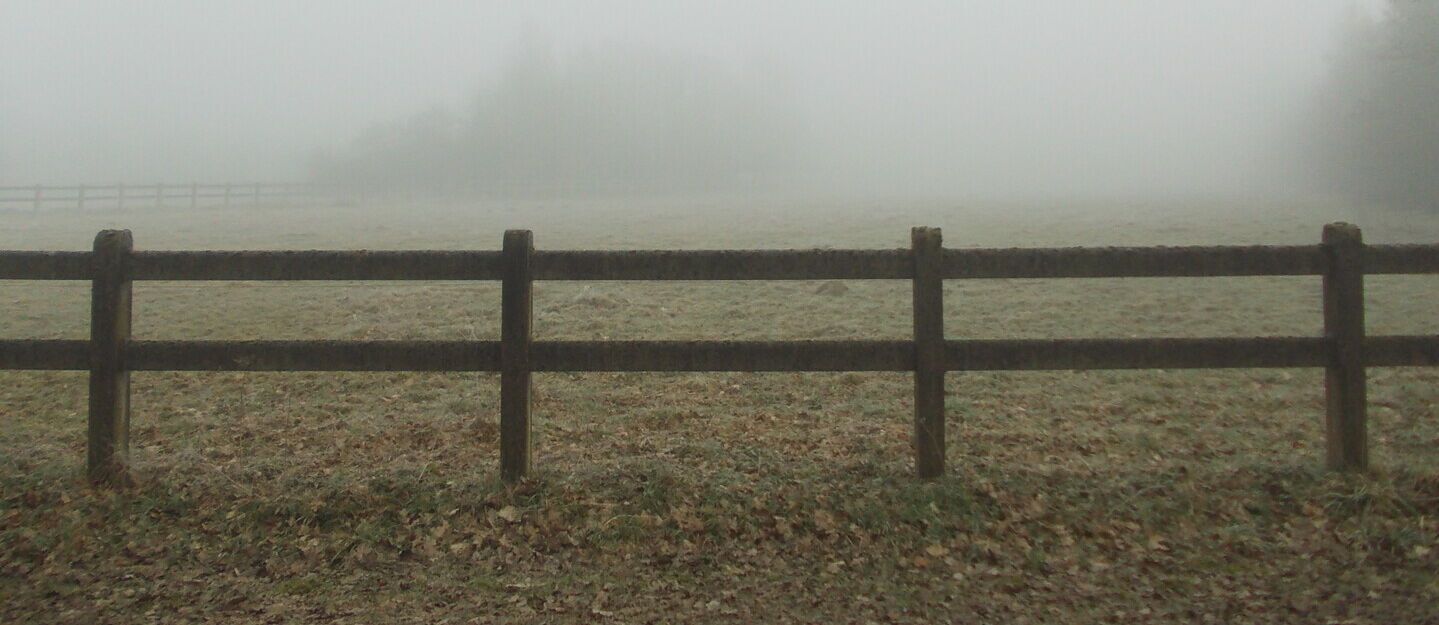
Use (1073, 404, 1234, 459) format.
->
(5, 336, 1439, 373)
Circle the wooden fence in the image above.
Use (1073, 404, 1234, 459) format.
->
(2, 223, 1438, 486)
(0, 183, 322, 211)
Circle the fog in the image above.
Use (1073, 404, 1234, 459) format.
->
(0, 1, 1387, 200)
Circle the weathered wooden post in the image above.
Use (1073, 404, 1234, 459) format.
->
(912, 227, 945, 478)
(88, 230, 134, 485)
(501, 230, 534, 482)
(1322, 223, 1367, 471)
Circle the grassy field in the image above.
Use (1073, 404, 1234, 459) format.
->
(2, 197, 1437, 623)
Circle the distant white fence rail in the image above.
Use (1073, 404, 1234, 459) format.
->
(0, 183, 330, 211)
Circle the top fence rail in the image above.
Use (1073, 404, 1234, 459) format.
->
(3, 244, 1439, 282)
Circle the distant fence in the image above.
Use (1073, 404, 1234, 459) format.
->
(2, 223, 1438, 486)
(0, 183, 326, 211)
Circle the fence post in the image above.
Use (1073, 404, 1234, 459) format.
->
(1322, 223, 1367, 471)
(88, 230, 134, 485)
(501, 230, 534, 482)
(912, 227, 945, 479)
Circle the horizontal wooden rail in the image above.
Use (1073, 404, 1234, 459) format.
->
(0, 339, 88, 370)
(0, 251, 92, 280)
(5, 244, 1439, 282)
(532, 249, 912, 280)
(1365, 335, 1439, 366)
(132, 251, 505, 281)
(947, 337, 1329, 370)
(1366, 244, 1439, 274)
(942, 245, 1326, 278)
(128, 340, 500, 371)
(7, 336, 1438, 373)
(532, 340, 914, 371)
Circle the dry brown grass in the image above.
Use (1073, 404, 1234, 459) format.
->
(2, 197, 1437, 623)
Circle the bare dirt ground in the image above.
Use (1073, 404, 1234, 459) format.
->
(2, 196, 1437, 623)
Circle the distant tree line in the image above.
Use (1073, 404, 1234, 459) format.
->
(1305, 0, 1439, 209)
(309, 43, 803, 197)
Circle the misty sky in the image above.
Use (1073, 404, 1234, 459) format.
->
(0, 1, 1383, 197)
